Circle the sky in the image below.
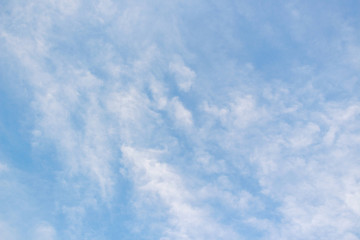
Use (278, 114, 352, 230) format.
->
(1, 0, 360, 239)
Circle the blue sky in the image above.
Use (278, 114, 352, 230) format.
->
(1, 0, 360, 239)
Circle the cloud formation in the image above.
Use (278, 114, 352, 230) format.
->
(1, 0, 360, 239)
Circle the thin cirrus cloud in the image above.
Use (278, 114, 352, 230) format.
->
(1, 0, 360, 239)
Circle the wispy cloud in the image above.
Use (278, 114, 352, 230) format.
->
(121, 146, 239, 239)
(169, 56, 196, 92)
(1, 0, 360, 239)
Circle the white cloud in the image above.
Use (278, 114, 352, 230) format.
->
(199, 181, 263, 214)
(121, 146, 240, 240)
(2, 16, 115, 207)
(194, 151, 227, 174)
(56, 0, 80, 15)
(345, 191, 360, 216)
(203, 94, 265, 130)
(33, 223, 56, 240)
(2, 0, 360, 239)
(0, 162, 9, 173)
(149, 77, 168, 110)
(288, 122, 320, 148)
(246, 100, 360, 239)
(0, 221, 17, 240)
(168, 97, 193, 128)
(229, 95, 264, 128)
(169, 56, 196, 92)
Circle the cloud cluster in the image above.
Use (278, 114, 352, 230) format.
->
(1, 0, 360, 239)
